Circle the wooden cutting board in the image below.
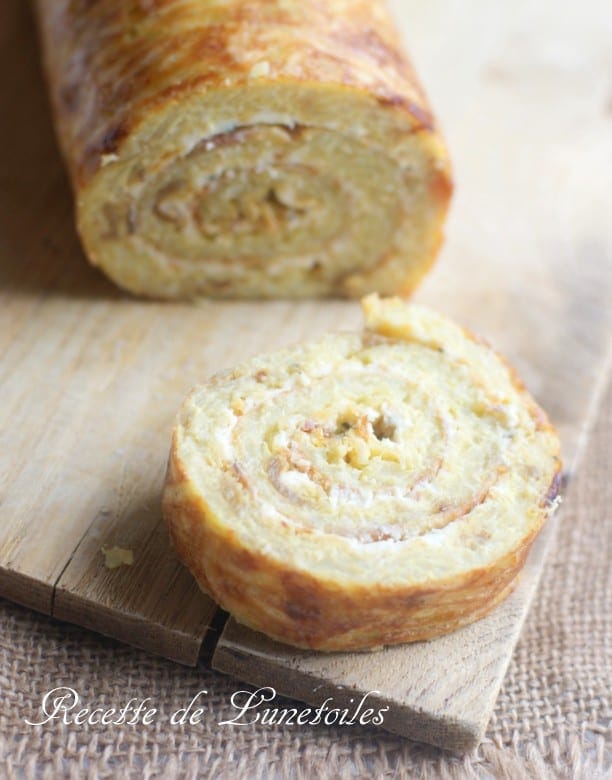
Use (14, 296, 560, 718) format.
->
(0, 0, 610, 752)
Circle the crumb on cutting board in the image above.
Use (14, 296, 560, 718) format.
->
(101, 546, 134, 569)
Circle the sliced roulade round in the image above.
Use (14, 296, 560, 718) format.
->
(162, 296, 562, 650)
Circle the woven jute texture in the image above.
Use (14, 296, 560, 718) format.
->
(1, 378, 610, 780)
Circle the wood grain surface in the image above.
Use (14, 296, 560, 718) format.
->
(0, 0, 610, 748)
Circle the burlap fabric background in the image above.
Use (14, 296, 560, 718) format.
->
(0, 379, 609, 779)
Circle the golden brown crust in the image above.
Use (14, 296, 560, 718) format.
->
(34, 0, 452, 299)
(36, 0, 432, 183)
(164, 441, 558, 650)
(162, 298, 562, 650)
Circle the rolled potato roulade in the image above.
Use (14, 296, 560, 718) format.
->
(162, 296, 562, 651)
(35, 0, 452, 298)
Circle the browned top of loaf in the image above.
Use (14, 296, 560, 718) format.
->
(35, 0, 433, 183)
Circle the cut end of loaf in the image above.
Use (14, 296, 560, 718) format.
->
(37, 0, 453, 299)
(77, 83, 451, 299)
